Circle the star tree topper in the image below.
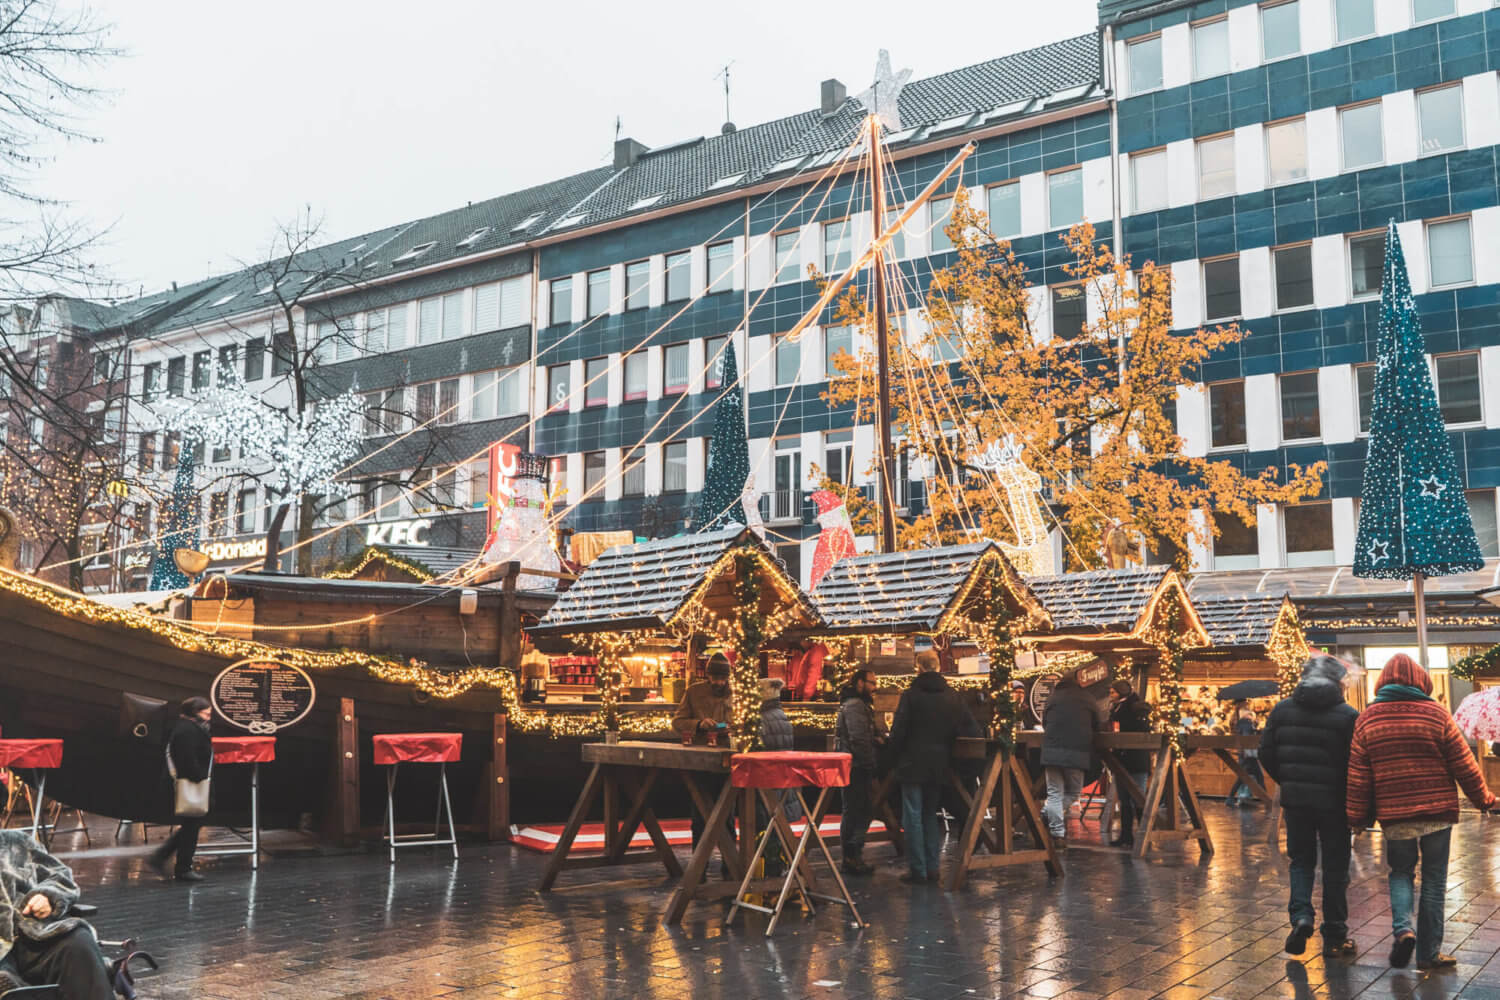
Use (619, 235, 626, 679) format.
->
(854, 50, 912, 132)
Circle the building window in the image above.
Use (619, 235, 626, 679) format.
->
(474, 283, 501, 333)
(1209, 380, 1247, 449)
(166, 357, 186, 397)
(32, 349, 48, 389)
(665, 251, 691, 301)
(1191, 18, 1229, 80)
(217, 344, 237, 384)
(1284, 503, 1335, 566)
(824, 325, 852, 379)
(663, 442, 688, 493)
(774, 334, 800, 387)
(625, 260, 650, 311)
(1335, 0, 1375, 41)
(1051, 286, 1087, 340)
(776, 542, 803, 584)
(1412, 0, 1454, 21)
(773, 437, 801, 521)
(271, 332, 295, 375)
(471, 368, 522, 420)
(773, 232, 800, 283)
(1213, 510, 1259, 568)
(1261, 1, 1301, 60)
(92, 350, 113, 385)
(1434, 352, 1482, 425)
(883, 207, 907, 259)
(583, 451, 606, 495)
(548, 364, 570, 412)
(418, 297, 441, 344)
(1468, 490, 1498, 557)
(706, 241, 734, 294)
(1339, 103, 1383, 170)
(1349, 231, 1385, 298)
(236, 489, 257, 534)
(1427, 217, 1473, 287)
(141, 362, 160, 402)
(191, 350, 211, 391)
(823, 219, 852, 273)
(824, 429, 853, 486)
(212, 443, 231, 464)
(929, 196, 955, 253)
(1417, 85, 1465, 156)
(987, 182, 1021, 237)
(1274, 244, 1314, 311)
(1265, 118, 1308, 185)
(208, 492, 228, 537)
(138, 432, 156, 472)
(1279, 371, 1321, 441)
(550, 277, 572, 325)
(384, 304, 407, 351)
(1197, 135, 1235, 200)
(623, 352, 648, 401)
(1047, 169, 1083, 230)
(1203, 256, 1241, 321)
(1131, 150, 1168, 214)
(933, 331, 962, 363)
(415, 382, 437, 424)
(441, 291, 464, 340)
(584, 357, 609, 408)
(1127, 34, 1163, 95)
(586, 269, 610, 318)
(664, 343, 690, 394)
(1355, 362, 1375, 433)
(704, 336, 727, 389)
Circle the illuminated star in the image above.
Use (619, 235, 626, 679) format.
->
(853, 50, 912, 132)
(1366, 539, 1390, 564)
(1418, 475, 1447, 499)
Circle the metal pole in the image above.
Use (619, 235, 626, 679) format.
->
(868, 115, 898, 554)
(1414, 571, 1429, 669)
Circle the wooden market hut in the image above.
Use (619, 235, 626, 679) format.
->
(1187, 591, 1308, 689)
(1022, 566, 1211, 674)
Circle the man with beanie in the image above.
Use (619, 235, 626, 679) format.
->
(1347, 653, 1495, 971)
(835, 669, 880, 875)
(674, 654, 735, 872)
(1258, 655, 1358, 958)
(1107, 679, 1152, 849)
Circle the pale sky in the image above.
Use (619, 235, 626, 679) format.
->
(44, 0, 1099, 298)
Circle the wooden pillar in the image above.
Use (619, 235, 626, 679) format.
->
(498, 561, 521, 669)
(325, 697, 359, 847)
(486, 713, 510, 841)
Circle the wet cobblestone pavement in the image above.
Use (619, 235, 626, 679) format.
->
(44, 806, 1500, 999)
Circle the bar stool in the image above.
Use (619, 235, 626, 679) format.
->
(727, 750, 866, 936)
(372, 733, 461, 863)
(198, 736, 275, 869)
(0, 739, 64, 845)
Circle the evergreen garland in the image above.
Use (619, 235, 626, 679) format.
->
(979, 571, 1018, 748)
(730, 551, 766, 749)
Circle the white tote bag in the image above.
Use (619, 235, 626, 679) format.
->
(166, 743, 212, 818)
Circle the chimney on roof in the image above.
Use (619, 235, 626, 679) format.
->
(171, 281, 177, 292)
(821, 79, 847, 116)
(614, 137, 647, 169)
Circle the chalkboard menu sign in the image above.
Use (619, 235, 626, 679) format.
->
(1029, 673, 1061, 720)
(211, 659, 316, 734)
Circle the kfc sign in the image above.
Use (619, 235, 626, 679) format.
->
(365, 518, 432, 547)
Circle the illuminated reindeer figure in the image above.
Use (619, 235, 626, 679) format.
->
(972, 436, 1053, 576)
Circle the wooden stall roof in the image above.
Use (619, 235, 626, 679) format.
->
(808, 541, 1049, 636)
(527, 526, 821, 638)
(207, 572, 556, 613)
(1192, 591, 1293, 652)
(1022, 566, 1210, 651)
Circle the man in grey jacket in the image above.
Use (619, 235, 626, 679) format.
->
(1040, 667, 1108, 848)
(835, 669, 881, 875)
(0, 829, 113, 998)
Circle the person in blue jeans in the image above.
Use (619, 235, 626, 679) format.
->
(888, 652, 975, 884)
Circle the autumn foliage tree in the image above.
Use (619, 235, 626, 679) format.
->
(821, 188, 1325, 570)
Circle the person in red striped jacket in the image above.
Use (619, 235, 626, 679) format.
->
(1347, 653, 1496, 972)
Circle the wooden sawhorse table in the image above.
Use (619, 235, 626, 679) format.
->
(946, 736, 1061, 889)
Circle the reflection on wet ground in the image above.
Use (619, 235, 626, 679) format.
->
(45, 807, 1500, 998)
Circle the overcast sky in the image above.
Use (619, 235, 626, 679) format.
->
(45, 0, 1098, 298)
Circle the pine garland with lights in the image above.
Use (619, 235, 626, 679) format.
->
(325, 545, 436, 582)
(149, 433, 201, 591)
(977, 570, 1018, 746)
(1453, 643, 1500, 682)
(1155, 600, 1186, 754)
(730, 551, 766, 749)
(694, 341, 750, 531)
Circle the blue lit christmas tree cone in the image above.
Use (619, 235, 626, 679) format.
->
(694, 339, 750, 531)
(1352, 220, 1483, 665)
(149, 433, 203, 591)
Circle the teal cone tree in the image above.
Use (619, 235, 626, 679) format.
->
(149, 434, 202, 590)
(1353, 220, 1483, 580)
(695, 340, 750, 531)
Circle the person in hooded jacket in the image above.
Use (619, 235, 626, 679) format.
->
(1040, 667, 1107, 848)
(1347, 653, 1496, 971)
(149, 696, 214, 882)
(888, 653, 976, 884)
(1259, 655, 1359, 958)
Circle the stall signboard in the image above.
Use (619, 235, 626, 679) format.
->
(211, 658, 317, 734)
(203, 538, 267, 564)
(365, 518, 432, 547)
(1075, 660, 1111, 688)
(1029, 673, 1061, 720)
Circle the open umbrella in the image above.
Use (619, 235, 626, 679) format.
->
(1454, 689, 1500, 742)
(1217, 680, 1279, 701)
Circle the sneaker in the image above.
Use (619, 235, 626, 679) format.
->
(1285, 922, 1314, 955)
(1323, 938, 1357, 958)
(1416, 953, 1458, 971)
(897, 871, 926, 885)
(175, 870, 205, 883)
(1390, 932, 1416, 968)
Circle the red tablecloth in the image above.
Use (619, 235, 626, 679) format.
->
(731, 751, 851, 789)
(373, 733, 462, 765)
(213, 736, 276, 764)
(0, 739, 63, 769)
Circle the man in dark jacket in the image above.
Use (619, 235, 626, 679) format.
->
(1107, 680, 1152, 848)
(888, 655, 975, 884)
(835, 669, 880, 875)
(1259, 655, 1359, 958)
(1041, 668, 1107, 848)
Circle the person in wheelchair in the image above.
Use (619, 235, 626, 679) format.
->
(0, 829, 113, 999)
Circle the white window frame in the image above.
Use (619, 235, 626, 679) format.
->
(1264, 116, 1308, 187)
(1282, 502, 1336, 566)
(1207, 379, 1249, 452)
(1333, 0, 1377, 43)
(1426, 215, 1474, 289)
(1126, 33, 1164, 97)
(1195, 133, 1236, 201)
(1416, 84, 1466, 157)
(1338, 102, 1384, 172)
(1347, 229, 1386, 300)
(1277, 370, 1323, 443)
(1046, 168, 1084, 230)
(1130, 149, 1168, 214)
(1259, 0, 1302, 62)
(1410, 0, 1455, 23)
(1431, 350, 1484, 427)
(1272, 242, 1315, 312)
(1190, 17, 1230, 81)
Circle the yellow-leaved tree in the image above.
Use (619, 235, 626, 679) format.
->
(818, 188, 1325, 571)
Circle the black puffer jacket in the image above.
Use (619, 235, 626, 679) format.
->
(1258, 656, 1358, 810)
(1109, 693, 1153, 774)
(889, 671, 976, 784)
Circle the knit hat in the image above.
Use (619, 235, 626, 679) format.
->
(759, 677, 785, 700)
(1376, 652, 1432, 694)
(706, 653, 731, 677)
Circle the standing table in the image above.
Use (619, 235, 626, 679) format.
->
(373, 733, 461, 863)
(946, 736, 1061, 889)
(200, 736, 275, 869)
(0, 739, 63, 844)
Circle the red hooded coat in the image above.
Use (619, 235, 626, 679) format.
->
(1345, 654, 1491, 828)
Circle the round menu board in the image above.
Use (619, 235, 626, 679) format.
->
(211, 658, 316, 734)
(1028, 672, 1061, 722)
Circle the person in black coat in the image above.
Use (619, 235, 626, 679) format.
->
(1259, 655, 1359, 958)
(1040, 670, 1107, 848)
(149, 697, 213, 882)
(888, 655, 976, 884)
(1107, 680, 1153, 848)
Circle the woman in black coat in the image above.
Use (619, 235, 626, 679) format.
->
(149, 697, 213, 882)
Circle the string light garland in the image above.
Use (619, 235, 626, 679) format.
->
(1268, 602, 1310, 699)
(1453, 644, 1500, 682)
(324, 546, 436, 582)
(730, 551, 767, 749)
